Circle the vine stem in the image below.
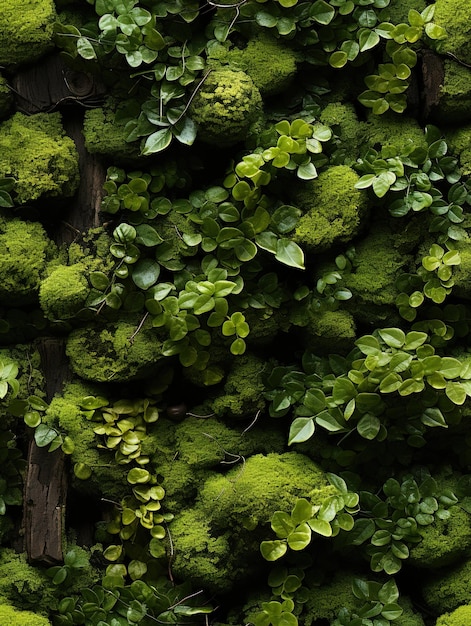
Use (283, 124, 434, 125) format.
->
(129, 312, 149, 344)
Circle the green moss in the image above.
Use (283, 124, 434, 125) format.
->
(434, 0, 471, 63)
(445, 125, 471, 174)
(435, 60, 471, 124)
(0, 76, 12, 119)
(292, 165, 368, 252)
(0, 0, 57, 66)
(361, 113, 427, 154)
(320, 102, 365, 159)
(0, 112, 79, 204)
(343, 219, 418, 323)
(168, 508, 233, 591)
(198, 452, 332, 528)
(66, 319, 165, 382)
(395, 596, 425, 626)
(39, 263, 89, 321)
(210, 353, 268, 418)
(0, 605, 51, 625)
(209, 33, 298, 96)
(189, 69, 263, 146)
(436, 605, 471, 626)
(379, 0, 426, 23)
(409, 505, 471, 568)
(0, 549, 56, 614)
(302, 309, 357, 354)
(82, 99, 140, 161)
(0, 215, 56, 305)
(303, 571, 358, 625)
(45, 381, 129, 499)
(422, 558, 471, 614)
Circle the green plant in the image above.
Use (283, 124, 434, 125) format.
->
(332, 579, 403, 626)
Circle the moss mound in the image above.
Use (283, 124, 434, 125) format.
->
(435, 60, 471, 124)
(436, 605, 471, 626)
(434, 0, 471, 63)
(189, 69, 263, 146)
(82, 99, 140, 161)
(0, 604, 51, 625)
(422, 558, 471, 614)
(0, 76, 12, 119)
(0, 215, 56, 305)
(0, 112, 79, 204)
(39, 263, 89, 321)
(66, 319, 165, 382)
(0, 0, 57, 66)
(292, 165, 368, 252)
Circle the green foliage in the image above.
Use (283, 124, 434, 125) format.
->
(0, 113, 79, 204)
(434, 0, 471, 63)
(0, 0, 57, 66)
(83, 99, 141, 161)
(292, 165, 368, 252)
(332, 579, 403, 626)
(434, 59, 471, 123)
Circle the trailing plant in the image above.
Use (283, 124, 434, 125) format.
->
(332, 578, 403, 626)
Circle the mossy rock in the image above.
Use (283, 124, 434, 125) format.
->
(0, 112, 79, 204)
(189, 69, 263, 146)
(292, 165, 368, 253)
(434, 0, 471, 64)
(436, 604, 471, 626)
(208, 33, 298, 96)
(0, 604, 51, 625)
(82, 98, 140, 162)
(409, 505, 471, 569)
(301, 309, 357, 355)
(39, 263, 89, 321)
(361, 113, 427, 154)
(379, 0, 426, 23)
(66, 319, 165, 382)
(0, 0, 57, 66)
(421, 558, 471, 614)
(0, 550, 56, 614)
(302, 571, 360, 625)
(445, 124, 471, 175)
(320, 102, 365, 161)
(434, 60, 471, 124)
(0, 215, 56, 306)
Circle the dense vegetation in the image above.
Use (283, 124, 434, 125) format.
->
(1, 0, 471, 624)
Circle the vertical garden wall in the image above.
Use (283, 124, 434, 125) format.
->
(1, 0, 471, 625)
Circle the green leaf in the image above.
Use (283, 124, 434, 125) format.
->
(329, 51, 348, 68)
(445, 381, 467, 405)
(291, 499, 314, 525)
(355, 335, 381, 355)
(310, 0, 335, 24)
(127, 468, 151, 484)
(135, 224, 163, 246)
(357, 414, 381, 440)
(142, 128, 172, 155)
(288, 417, 315, 445)
(288, 522, 312, 549)
(260, 540, 288, 561)
(77, 37, 97, 59)
(275, 239, 305, 269)
(359, 28, 381, 52)
(34, 424, 58, 447)
(378, 579, 399, 604)
(74, 463, 92, 480)
(309, 519, 332, 537)
(131, 258, 161, 290)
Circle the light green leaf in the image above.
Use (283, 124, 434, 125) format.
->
(288, 417, 315, 445)
(260, 540, 287, 561)
(142, 128, 172, 155)
(287, 522, 312, 549)
(275, 239, 305, 269)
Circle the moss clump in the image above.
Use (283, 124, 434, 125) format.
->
(302, 309, 357, 354)
(320, 102, 365, 159)
(445, 125, 471, 175)
(434, 60, 471, 124)
(0, 605, 51, 626)
(210, 353, 268, 418)
(380, 0, 426, 23)
(434, 0, 471, 63)
(0, 0, 56, 66)
(421, 558, 471, 614)
(0, 550, 56, 614)
(66, 319, 165, 382)
(409, 505, 471, 568)
(198, 452, 332, 528)
(361, 113, 427, 155)
(82, 99, 140, 161)
(45, 381, 129, 499)
(303, 572, 359, 625)
(0, 215, 56, 306)
(209, 33, 298, 96)
(39, 263, 89, 321)
(0, 76, 12, 119)
(436, 605, 471, 625)
(292, 165, 368, 252)
(0, 112, 79, 204)
(189, 69, 263, 146)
